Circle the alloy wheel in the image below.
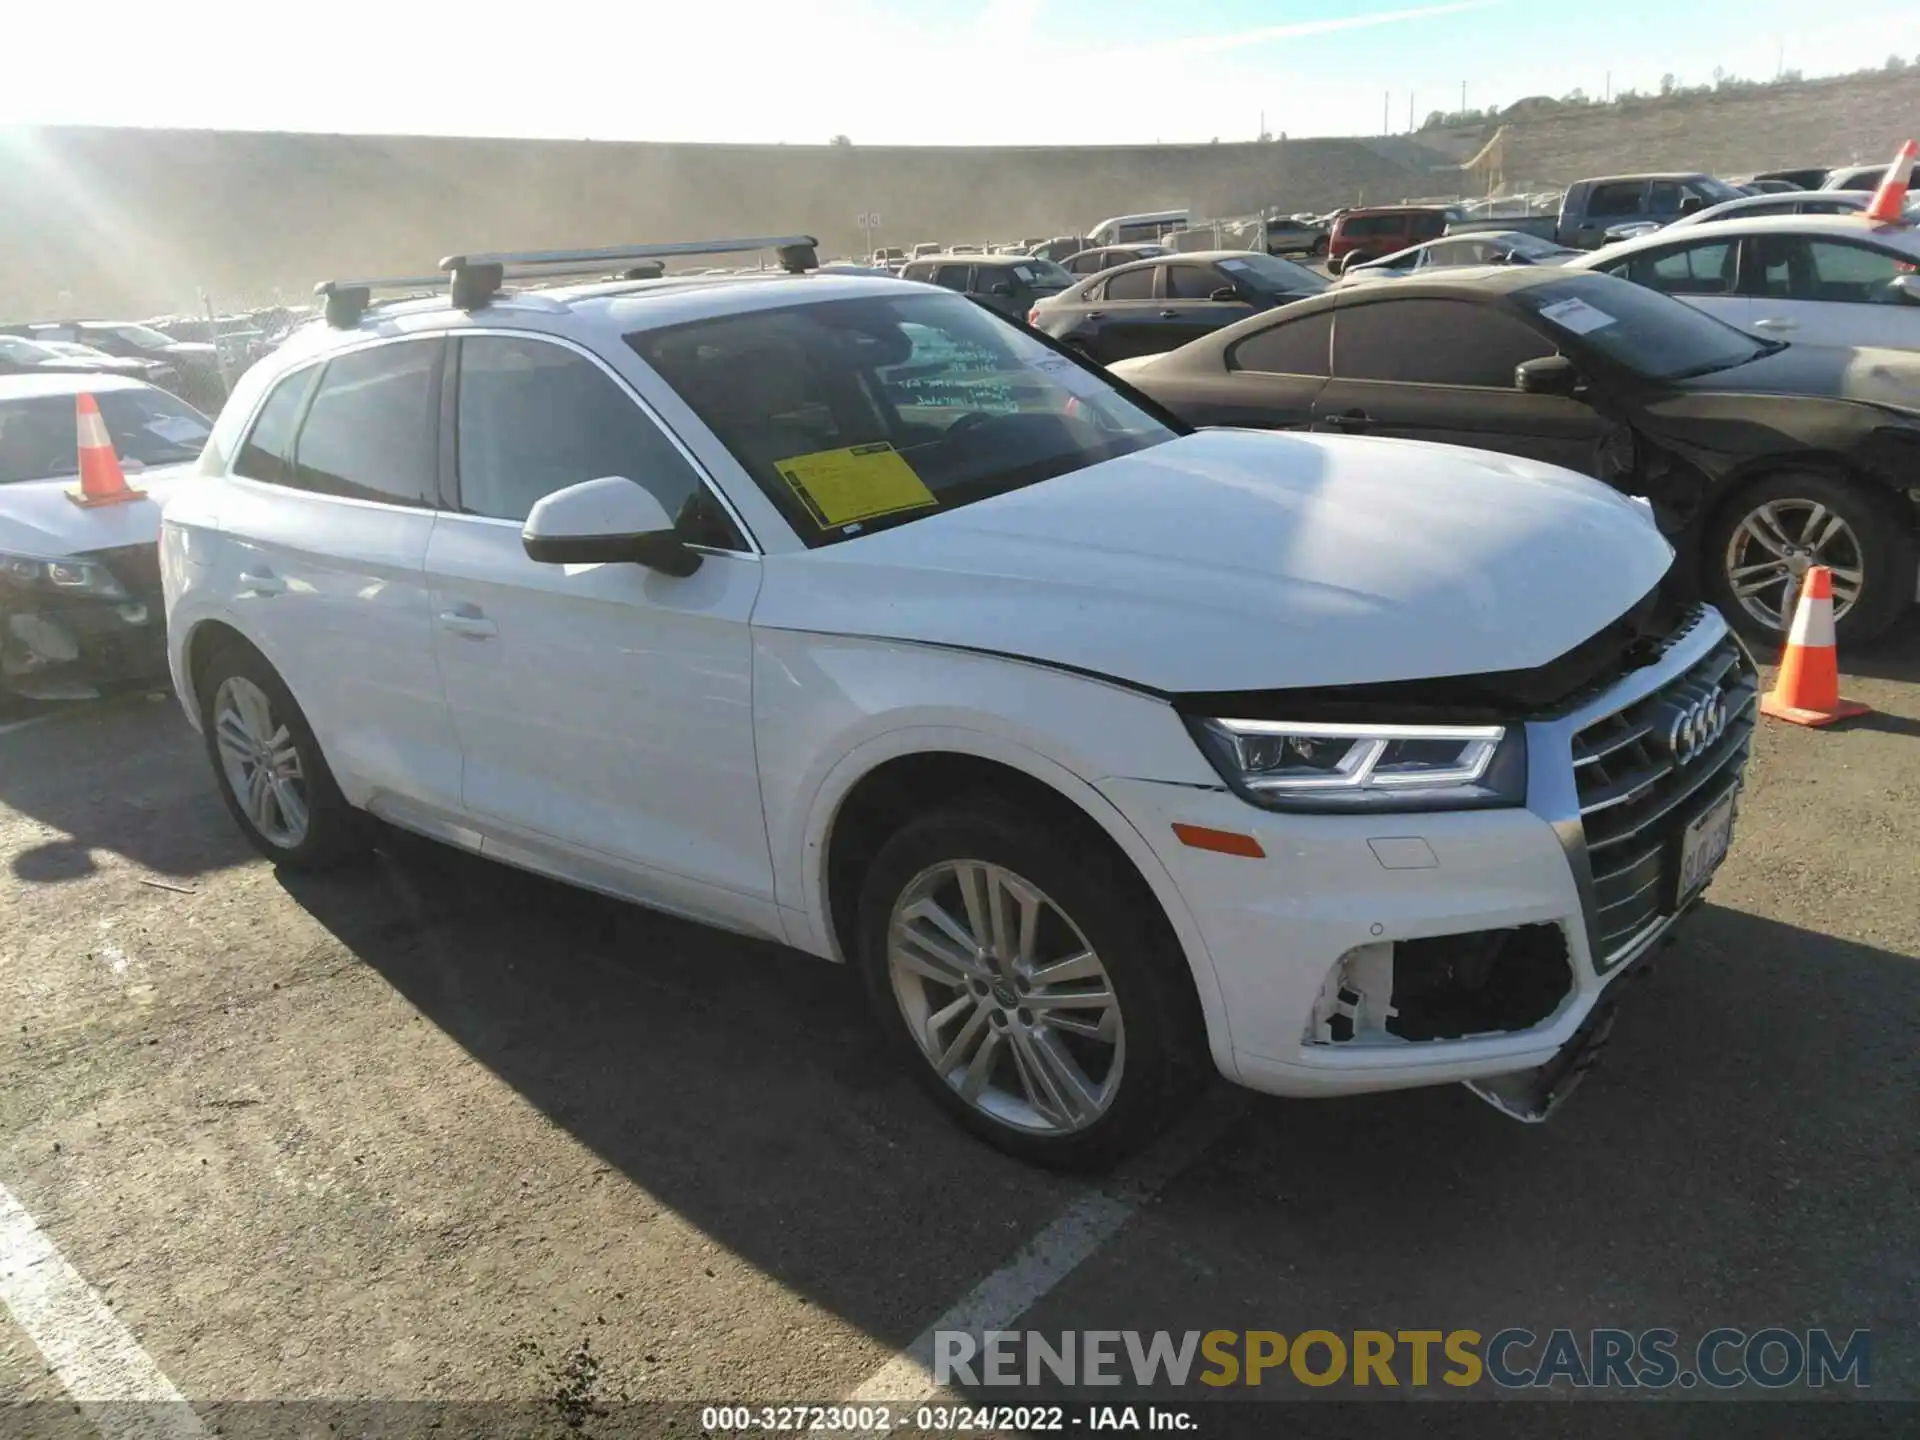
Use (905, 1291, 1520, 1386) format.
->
(887, 860, 1124, 1135)
(1722, 498, 1863, 632)
(212, 675, 310, 849)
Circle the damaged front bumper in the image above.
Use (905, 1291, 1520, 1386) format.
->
(1102, 605, 1757, 1121)
(2, 554, 168, 699)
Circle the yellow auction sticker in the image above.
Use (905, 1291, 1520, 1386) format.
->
(774, 442, 938, 527)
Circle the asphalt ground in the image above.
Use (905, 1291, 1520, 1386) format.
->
(1, 625, 1917, 1439)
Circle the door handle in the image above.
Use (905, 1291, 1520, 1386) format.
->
(436, 609, 498, 640)
(237, 570, 285, 597)
(1752, 317, 1798, 332)
(1323, 410, 1372, 432)
(1158, 309, 1180, 319)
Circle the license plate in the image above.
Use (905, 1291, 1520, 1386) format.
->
(1674, 790, 1737, 908)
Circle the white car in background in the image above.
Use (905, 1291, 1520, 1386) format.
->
(163, 237, 1755, 1169)
(0, 372, 210, 698)
(1571, 212, 1920, 350)
(1339, 230, 1581, 283)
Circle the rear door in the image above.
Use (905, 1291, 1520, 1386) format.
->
(1591, 236, 1746, 331)
(1167, 307, 1331, 428)
(1312, 296, 1607, 473)
(1084, 265, 1167, 362)
(1572, 180, 1649, 247)
(215, 337, 463, 816)
(1160, 261, 1257, 346)
(1741, 235, 1920, 348)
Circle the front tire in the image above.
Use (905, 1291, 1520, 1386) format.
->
(854, 798, 1208, 1171)
(199, 642, 367, 868)
(1703, 471, 1917, 648)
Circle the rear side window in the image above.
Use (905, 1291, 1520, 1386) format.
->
(294, 340, 440, 507)
(931, 265, 971, 291)
(1333, 299, 1553, 387)
(1105, 267, 1156, 300)
(1410, 212, 1447, 240)
(455, 336, 737, 544)
(1620, 241, 1736, 296)
(1165, 265, 1225, 300)
(1228, 310, 1332, 376)
(233, 367, 318, 485)
(1586, 182, 1646, 218)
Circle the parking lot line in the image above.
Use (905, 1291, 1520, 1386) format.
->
(847, 1094, 1246, 1406)
(0, 1183, 206, 1440)
(0, 714, 60, 739)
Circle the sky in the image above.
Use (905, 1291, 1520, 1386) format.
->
(1, 0, 1915, 146)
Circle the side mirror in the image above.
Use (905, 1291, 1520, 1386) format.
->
(1891, 273, 1920, 304)
(521, 476, 701, 577)
(988, 282, 1014, 296)
(1209, 286, 1240, 302)
(1504, 251, 1533, 266)
(1515, 354, 1583, 397)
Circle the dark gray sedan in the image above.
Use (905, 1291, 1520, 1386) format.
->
(1029, 251, 1327, 364)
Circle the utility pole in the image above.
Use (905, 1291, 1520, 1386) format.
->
(1383, 90, 1390, 135)
(1461, 80, 1467, 116)
(1408, 90, 1415, 132)
(1604, 70, 1611, 102)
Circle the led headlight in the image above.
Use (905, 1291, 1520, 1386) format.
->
(1187, 717, 1527, 813)
(0, 553, 128, 599)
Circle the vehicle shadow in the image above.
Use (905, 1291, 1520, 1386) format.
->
(278, 827, 1920, 1375)
(1838, 612, 1920, 684)
(276, 830, 1088, 1352)
(0, 694, 252, 883)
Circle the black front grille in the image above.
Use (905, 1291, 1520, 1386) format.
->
(85, 543, 163, 598)
(1573, 627, 1757, 967)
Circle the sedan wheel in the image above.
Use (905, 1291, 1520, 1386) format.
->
(1722, 498, 1863, 634)
(887, 860, 1124, 1135)
(213, 675, 310, 849)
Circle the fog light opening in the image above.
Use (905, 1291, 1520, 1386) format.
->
(1310, 925, 1573, 1046)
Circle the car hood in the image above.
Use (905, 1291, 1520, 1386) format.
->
(1670, 343, 1920, 412)
(0, 467, 191, 559)
(752, 429, 1673, 693)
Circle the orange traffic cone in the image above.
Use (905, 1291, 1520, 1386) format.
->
(1759, 566, 1870, 728)
(66, 391, 144, 508)
(1863, 138, 1915, 223)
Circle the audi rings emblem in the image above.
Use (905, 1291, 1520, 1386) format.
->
(1659, 691, 1729, 766)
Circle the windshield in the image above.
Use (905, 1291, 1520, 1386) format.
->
(1216, 252, 1329, 294)
(1011, 259, 1072, 289)
(105, 324, 180, 349)
(0, 336, 58, 363)
(629, 293, 1180, 547)
(1692, 176, 1743, 204)
(0, 386, 212, 484)
(1513, 275, 1768, 381)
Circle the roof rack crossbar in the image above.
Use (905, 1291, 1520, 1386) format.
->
(439, 235, 820, 308)
(314, 275, 447, 328)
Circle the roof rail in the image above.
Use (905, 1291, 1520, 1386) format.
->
(314, 276, 446, 328)
(438, 235, 820, 309)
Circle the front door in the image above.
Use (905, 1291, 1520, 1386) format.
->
(1313, 297, 1608, 475)
(1741, 234, 1920, 349)
(1160, 261, 1258, 347)
(424, 333, 777, 935)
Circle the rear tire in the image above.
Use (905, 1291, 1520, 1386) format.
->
(854, 796, 1209, 1171)
(198, 641, 368, 868)
(1702, 471, 1916, 649)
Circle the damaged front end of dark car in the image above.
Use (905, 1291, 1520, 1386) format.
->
(1, 544, 168, 700)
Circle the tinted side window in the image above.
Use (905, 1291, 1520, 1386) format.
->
(1628, 241, 1735, 296)
(931, 265, 970, 291)
(1799, 240, 1906, 302)
(1228, 309, 1333, 376)
(455, 337, 736, 545)
(1105, 267, 1156, 301)
(1586, 182, 1646, 217)
(233, 367, 319, 486)
(1166, 265, 1224, 299)
(294, 341, 440, 506)
(902, 263, 932, 282)
(1649, 181, 1681, 213)
(1333, 299, 1552, 387)
(1410, 212, 1447, 240)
